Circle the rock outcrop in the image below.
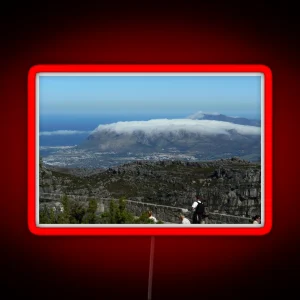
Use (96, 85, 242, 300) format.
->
(39, 157, 261, 219)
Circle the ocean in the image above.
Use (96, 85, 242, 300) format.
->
(39, 113, 187, 152)
(40, 114, 156, 147)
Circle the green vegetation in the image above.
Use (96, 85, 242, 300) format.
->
(69, 201, 86, 224)
(82, 198, 98, 224)
(99, 197, 135, 224)
(39, 194, 164, 225)
(59, 194, 71, 223)
(39, 157, 43, 169)
(40, 206, 56, 224)
(99, 197, 164, 224)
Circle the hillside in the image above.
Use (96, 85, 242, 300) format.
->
(40, 157, 261, 217)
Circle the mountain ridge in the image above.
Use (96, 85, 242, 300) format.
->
(186, 111, 261, 126)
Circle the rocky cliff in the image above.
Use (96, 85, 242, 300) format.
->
(40, 156, 261, 218)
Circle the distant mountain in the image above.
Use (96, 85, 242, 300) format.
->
(77, 119, 261, 160)
(186, 111, 261, 127)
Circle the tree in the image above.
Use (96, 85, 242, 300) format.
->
(39, 206, 57, 224)
(58, 194, 71, 224)
(99, 198, 134, 224)
(82, 198, 98, 224)
(134, 211, 152, 224)
(98, 198, 164, 224)
(100, 199, 118, 224)
(40, 207, 50, 224)
(116, 197, 134, 224)
(69, 201, 86, 224)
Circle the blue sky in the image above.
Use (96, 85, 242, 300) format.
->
(39, 75, 262, 118)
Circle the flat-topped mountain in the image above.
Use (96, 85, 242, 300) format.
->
(77, 118, 261, 161)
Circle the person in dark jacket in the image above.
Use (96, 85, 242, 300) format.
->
(191, 195, 205, 224)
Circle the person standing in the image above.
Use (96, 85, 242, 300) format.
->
(192, 195, 205, 224)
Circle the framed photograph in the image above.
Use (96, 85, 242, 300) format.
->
(28, 64, 272, 235)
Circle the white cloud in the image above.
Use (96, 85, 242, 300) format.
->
(93, 119, 261, 136)
(40, 130, 91, 136)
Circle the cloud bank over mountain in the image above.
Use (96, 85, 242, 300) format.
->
(185, 111, 261, 127)
(92, 119, 261, 137)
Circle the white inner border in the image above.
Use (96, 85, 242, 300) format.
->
(36, 72, 264, 228)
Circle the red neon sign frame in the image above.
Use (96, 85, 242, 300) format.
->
(28, 64, 272, 236)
